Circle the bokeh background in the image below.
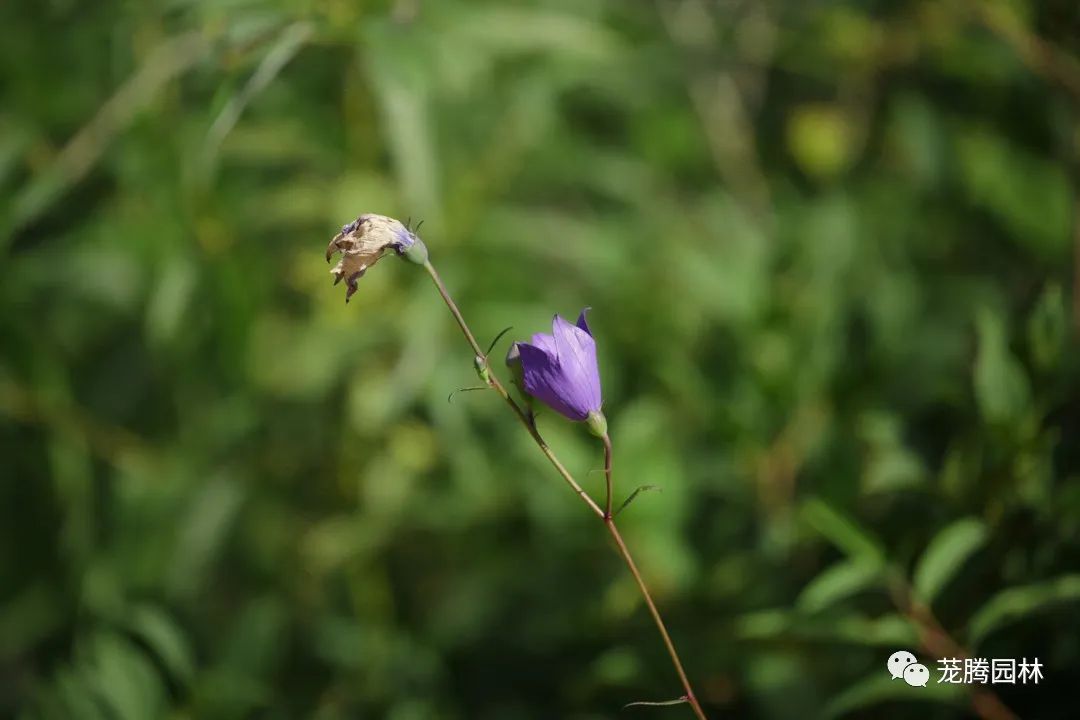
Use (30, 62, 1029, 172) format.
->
(2, 0, 1079, 718)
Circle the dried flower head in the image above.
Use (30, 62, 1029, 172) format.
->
(326, 214, 424, 302)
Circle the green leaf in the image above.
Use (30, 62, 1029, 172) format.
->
(957, 126, 1071, 259)
(45, 667, 110, 720)
(614, 484, 662, 517)
(200, 22, 313, 178)
(123, 605, 195, 685)
(451, 6, 622, 62)
(623, 697, 690, 709)
(737, 610, 916, 647)
(968, 574, 1080, 648)
(973, 309, 1031, 426)
(823, 671, 966, 719)
(1027, 283, 1066, 372)
(801, 498, 886, 565)
(85, 632, 165, 720)
(913, 518, 989, 605)
(797, 560, 884, 613)
(859, 412, 927, 493)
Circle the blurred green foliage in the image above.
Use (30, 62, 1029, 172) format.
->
(2, 0, 1080, 718)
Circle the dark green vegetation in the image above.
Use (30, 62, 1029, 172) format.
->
(2, 1, 1079, 718)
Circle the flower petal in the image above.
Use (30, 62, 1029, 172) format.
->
(517, 342, 588, 420)
(529, 331, 558, 357)
(576, 307, 592, 336)
(551, 314, 602, 414)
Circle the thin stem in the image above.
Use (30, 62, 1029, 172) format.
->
(606, 519, 708, 720)
(421, 258, 708, 718)
(422, 260, 603, 518)
(423, 260, 485, 357)
(602, 433, 614, 519)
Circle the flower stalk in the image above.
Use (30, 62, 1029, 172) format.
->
(421, 260, 603, 518)
(605, 518, 707, 720)
(601, 432, 614, 520)
(419, 257, 708, 719)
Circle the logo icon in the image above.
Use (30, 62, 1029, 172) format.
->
(887, 650, 918, 680)
(888, 650, 929, 688)
(889, 650, 1043, 687)
(903, 662, 930, 687)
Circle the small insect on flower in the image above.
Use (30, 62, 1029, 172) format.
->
(326, 214, 427, 302)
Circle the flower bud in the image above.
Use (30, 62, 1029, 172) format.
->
(505, 343, 525, 391)
(514, 310, 602, 424)
(505, 342, 534, 417)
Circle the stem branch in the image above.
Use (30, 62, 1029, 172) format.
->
(888, 573, 1017, 720)
(421, 259, 707, 718)
(423, 260, 603, 519)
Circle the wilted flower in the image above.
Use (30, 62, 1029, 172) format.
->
(326, 214, 427, 302)
(514, 309, 606, 435)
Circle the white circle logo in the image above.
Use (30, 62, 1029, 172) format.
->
(887, 650, 918, 680)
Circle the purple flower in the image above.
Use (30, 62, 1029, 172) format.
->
(514, 309, 603, 424)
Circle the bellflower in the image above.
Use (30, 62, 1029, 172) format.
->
(326, 213, 428, 302)
(514, 309, 606, 435)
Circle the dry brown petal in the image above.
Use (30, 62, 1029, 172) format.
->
(326, 214, 413, 302)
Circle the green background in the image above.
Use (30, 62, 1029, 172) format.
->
(2, 1, 1079, 718)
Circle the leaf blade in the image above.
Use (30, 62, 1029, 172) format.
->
(913, 518, 989, 605)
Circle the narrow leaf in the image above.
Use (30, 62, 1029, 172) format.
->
(973, 309, 1031, 426)
(823, 671, 966, 719)
(797, 560, 884, 613)
(913, 518, 988, 605)
(614, 485, 662, 517)
(737, 610, 917, 647)
(968, 574, 1080, 648)
(623, 696, 689, 710)
(486, 326, 513, 355)
(801, 498, 886, 565)
(123, 605, 195, 685)
(447, 386, 488, 403)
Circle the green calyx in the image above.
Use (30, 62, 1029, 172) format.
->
(401, 237, 429, 265)
(585, 410, 607, 438)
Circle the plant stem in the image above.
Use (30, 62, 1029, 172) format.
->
(422, 260, 603, 518)
(602, 433, 614, 519)
(606, 518, 708, 720)
(601, 433, 707, 719)
(888, 574, 1017, 720)
(421, 259, 708, 718)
